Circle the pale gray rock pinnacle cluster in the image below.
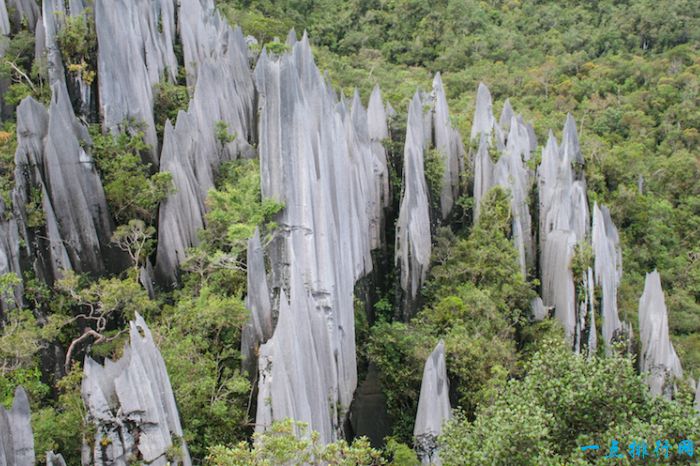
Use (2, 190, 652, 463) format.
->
(395, 76, 466, 316)
(94, 0, 177, 164)
(413, 340, 451, 465)
(431, 73, 465, 219)
(470, 83, 629, 356)
(638, 270, 683, 398)
(395, 92, 432, 314)
(0, 386, 35, 465)
(469, 82, 536, 275)
(0, 197, 22, 312)
(12, 83, 115, 284)
(81, 313, 191, 466)
(155, 0, 255, 283)
(253, 32, 389, 442)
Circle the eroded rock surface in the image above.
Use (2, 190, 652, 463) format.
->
(592, 202, 623, 352)
(94, 0, 177, 165)
(254, 33, 389, 442)
(12, 84, 115, 284)
(638, 270, 683, 398)
(395, 92, 431, 316)
(413, 340, 451, 465)
(82, 313, 191, 466)
(155, 0, 255, 283)
(0, 386, 35, 465)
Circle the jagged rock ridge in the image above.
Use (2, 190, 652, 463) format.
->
(253, 32, 389, 442)
(395, 92, 432, 316)
(94, 0, 177, 164)
(81, 313, 191, 465)
(155, 0, 255, 283)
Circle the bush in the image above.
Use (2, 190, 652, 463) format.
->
(90, 127, 173, 224)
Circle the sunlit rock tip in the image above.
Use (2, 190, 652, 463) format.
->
(638, 270, 683, 398)
(432, 72, 465, 218)
(81, 313, 191, 466)
(470, 82, 494, 140)
(414, 340, 451, 466)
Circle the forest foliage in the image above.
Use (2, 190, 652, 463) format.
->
(0, 0, 698, 464)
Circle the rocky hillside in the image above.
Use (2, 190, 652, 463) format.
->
(0, 0, 698, 464)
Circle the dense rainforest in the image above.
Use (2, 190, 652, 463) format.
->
(0, 0, 699, 465)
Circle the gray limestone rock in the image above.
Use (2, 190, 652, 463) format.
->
(560, 113, 583, 166)
(12, 95, 71, 284)
(82, 313, 191, 466)
(139, 260, 156, 299)
(0, 197, 22, 312)
(12, 86, 115, 282)
(0, 0, 9, 35)
(542, 230, 577, 339)
(469, 84, 534, 274)
(470, 82, 495, 141)
(0, 386, 35, 466)
(254, 34, 388, 442)
(94, 0, 177, 165)
(592, 202, 623, 352)
(413, 340, 451, 465)
(46, 451, 67, 466)
(155, 0, 255, 282)
(531, 296, 548, 321)
(638, 270, 683, 398)
(241, 228, 273, 377)
(43, 81, 113, 274)
(7, 0, 39, 31)
(431, 73, 465, 218)
(498, 98, 514, 135)
(154, 116, 204, 284)
(537, 115, 593, 346)
(42, 0, 90, 100)
(395, 92, 431, 313)
(366, 85, 391, 248)
(695, 381, 700, 412)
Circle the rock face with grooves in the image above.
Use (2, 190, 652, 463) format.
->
(94, 0, 177, 165)
(155, 0, 255, 283)
(0, 386, 35, 465)
(12, 84, 115, 282)
(42, 0, 92, 116)
(536, 114, 594, 347)
(542, 230, 577, 338)
(469, 83, 535, 274)
(81, 313, 191, 465)
(395, 92, 431, 317)
(431, 73, 465, 218)
(638, 270, 683, 398)
(413, 340, 451, 465)
(241, 228, 273, 377)
(592, 202, 623, 352)
(0, 0, 10, 35)
(254, 33, 388, 442)
(0, 198, 22, 312)
(12, 96, 70, 285)
(7, 0, 39, 32)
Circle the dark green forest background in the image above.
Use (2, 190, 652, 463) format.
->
(1, 0, 699, 464)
